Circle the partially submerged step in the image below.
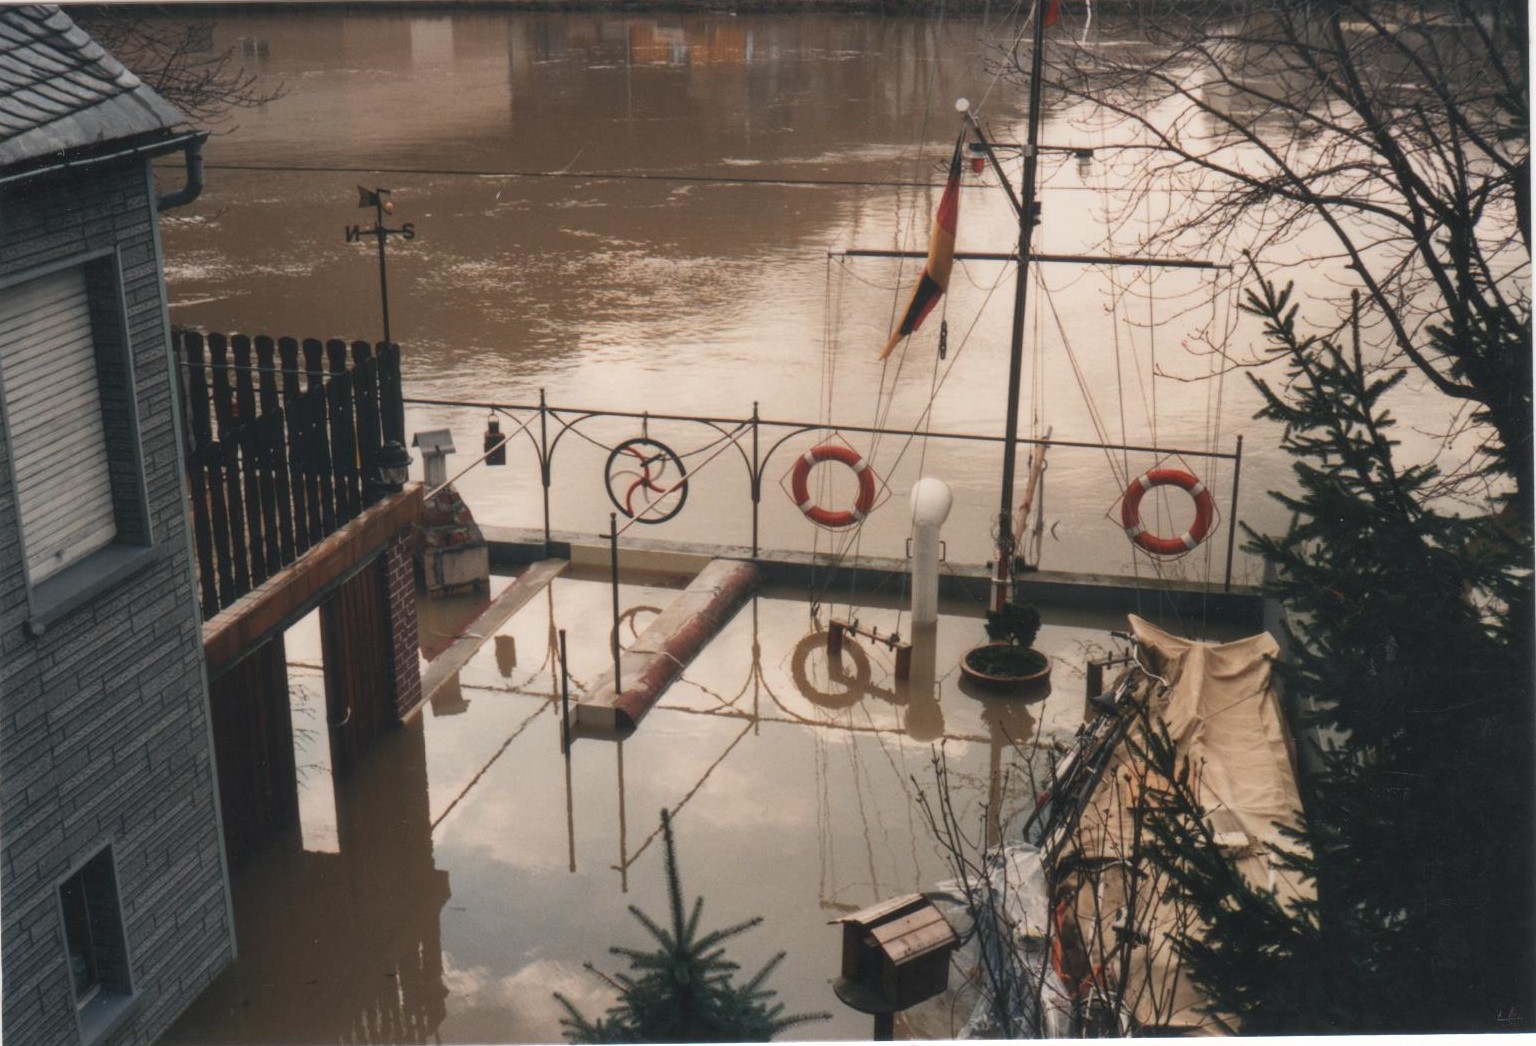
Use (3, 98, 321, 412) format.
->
(575, 558, 758, 739)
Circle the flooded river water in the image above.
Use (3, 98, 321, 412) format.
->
(153, 6, 1356, 587)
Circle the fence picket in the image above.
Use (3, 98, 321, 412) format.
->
(255, 412, 283, 573)
(171, 329, 403, 619)
(233, 334, 258, 431)
(304, 339, 336, 535)
(377, 341, 405, 446)
(255, 336, 280, 417)
(352, 342, 381, 506)
(182, 331, 214, 448)
(266, 408, 295, 564)
(188, 460, 218, 618)
(278, 337, 308, 554)
(328, 370, 359, 523)
(240, 423, 268, 587)
(206, 440, 238, 607)
(208, 333, 235, 441)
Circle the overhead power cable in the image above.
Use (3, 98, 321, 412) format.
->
(179, 159, 1199, 196)
(193, 160, 960, 191)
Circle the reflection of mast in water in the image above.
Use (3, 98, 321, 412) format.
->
(973, 685, 1045, 847)
(803, 619, 934, 915)
(575, 593, 1003, 904)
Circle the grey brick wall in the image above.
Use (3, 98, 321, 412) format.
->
(0, 160, 234, 1045)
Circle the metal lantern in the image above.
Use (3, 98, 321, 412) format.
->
(377, 440, 412, 492)
(484, 415, 506, 466)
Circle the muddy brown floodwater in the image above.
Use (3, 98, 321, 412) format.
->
(161, 565, 1249, 1044)
(152, 6, 1355, 588)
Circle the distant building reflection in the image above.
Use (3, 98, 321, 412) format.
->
(628, 22, 752, 66)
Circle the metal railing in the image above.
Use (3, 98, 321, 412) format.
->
(404, 391, 1246, 590)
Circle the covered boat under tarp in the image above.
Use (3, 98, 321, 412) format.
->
(1042, 614, 1312, 1035)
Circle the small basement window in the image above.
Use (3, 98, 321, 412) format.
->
(58, 847, 141, 1044)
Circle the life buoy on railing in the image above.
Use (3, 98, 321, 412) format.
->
(791, 444, 877, 530)
(1120, 468, 1215, 555)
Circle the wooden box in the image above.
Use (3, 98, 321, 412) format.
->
(835, 893, 957, 1011)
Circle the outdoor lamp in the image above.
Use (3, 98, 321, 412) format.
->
(378, 440, 411, 492)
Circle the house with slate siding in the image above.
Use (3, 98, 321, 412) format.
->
(0, 6, 235, 1045)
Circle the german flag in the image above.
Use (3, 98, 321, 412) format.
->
(881, 133, 965, 360)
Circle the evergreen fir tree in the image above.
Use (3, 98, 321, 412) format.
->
(1134, 278, 1534, 1032)
(555, 810, 829, 1043)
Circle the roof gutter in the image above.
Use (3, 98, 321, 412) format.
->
(0, 129, 208, 192)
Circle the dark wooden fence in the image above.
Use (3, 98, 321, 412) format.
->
(175, 331, 406, 621)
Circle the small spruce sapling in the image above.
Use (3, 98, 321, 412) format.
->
(555, 810, 829, 1043)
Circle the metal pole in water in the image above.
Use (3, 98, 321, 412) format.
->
(559, 627, 571, 755)
(610, 512, 622, 693)
(374, 192, 392, 345)
(539, 389, 552, 556)
(750, 401, 761, 559)
(1224, 434, 1243, 592)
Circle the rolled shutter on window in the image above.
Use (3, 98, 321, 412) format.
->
(0, 267, 117, 583)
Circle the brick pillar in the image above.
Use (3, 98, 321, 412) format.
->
(385, 526, 423, 720)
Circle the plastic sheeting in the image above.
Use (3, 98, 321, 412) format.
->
(1059, 616, 1311, 1034)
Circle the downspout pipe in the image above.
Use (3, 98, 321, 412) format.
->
(156, 136, 206, 211)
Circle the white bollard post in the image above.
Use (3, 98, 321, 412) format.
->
(909, 478, 953, 626)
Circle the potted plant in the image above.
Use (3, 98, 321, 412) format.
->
(960, 598, 1051, 691)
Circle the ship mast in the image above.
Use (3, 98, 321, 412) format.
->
(964, 2, 1052, 613)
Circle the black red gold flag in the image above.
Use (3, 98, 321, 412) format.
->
(880, 133, 965, 360)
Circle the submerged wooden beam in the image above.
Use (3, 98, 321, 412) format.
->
(417, 558, 569, 708)
(575, 558, 759, 739)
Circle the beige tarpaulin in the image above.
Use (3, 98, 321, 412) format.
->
(1058, 616, 1311, 1034)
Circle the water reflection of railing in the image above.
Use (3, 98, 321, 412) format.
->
(405, 392, 1248, 589)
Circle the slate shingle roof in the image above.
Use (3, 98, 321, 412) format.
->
(0, 4, 187, 171)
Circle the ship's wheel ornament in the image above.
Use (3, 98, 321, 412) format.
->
(605, 438, 687, 523)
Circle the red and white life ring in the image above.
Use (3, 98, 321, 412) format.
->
(791, 444, 877, 530)
(1120, 468, 1215, 555)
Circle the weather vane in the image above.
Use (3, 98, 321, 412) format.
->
(345, 186, 416, 345)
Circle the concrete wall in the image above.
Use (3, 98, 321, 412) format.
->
(0, 160, 234, 1045)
